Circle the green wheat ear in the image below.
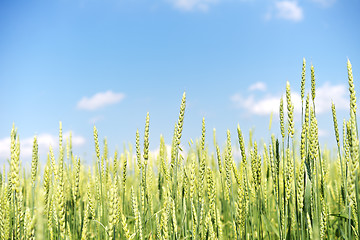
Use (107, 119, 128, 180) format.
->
(177, 92, 186, 145)
(237, 124, 247, 167)
(301, 58, 306, 100)
(201, 117, 205, 150)
(311, 64, 316, 103)
(348, 59, 357, 116)
(286, 81, 294, 138)
(93, 125, 101, 160)
(143, 112, 150, 162)
(31, 136, 38, 187)
(280, 96, 285, 139)
(331, 102, 340, 150)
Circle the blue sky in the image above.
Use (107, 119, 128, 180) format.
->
(0, 0, 359, 164)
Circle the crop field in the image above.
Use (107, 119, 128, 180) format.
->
(1, 59, 359, 239)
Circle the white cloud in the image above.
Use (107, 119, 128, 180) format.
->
(274, 1, 303, 22)
(231, 92, 301, 116)
(314, 82, 348, 113)
(0, 132, 85, 161)
(231, 82, 347, 116)
(249, 82, 267, 92)
(169, 0, 218, 12)
(77, 91, 125, 111)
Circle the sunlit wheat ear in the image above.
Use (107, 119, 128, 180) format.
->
(24, 208, 31, 238)
(269, 143, 277, 193)
(143, 112, 150, 162)
(216, 208, 223, 239)
(2, 186, 11, 240)
(206, 167, 216, 220)
(331, 102, 340, 147)
(121, 211, 131, 240)
(285, 148, 293, 202)
(93, 125, 101, 160)
(57, 146, 66, 238)
(348, 111, 359, 226)
(236, 180, 245, 236)
(24, 207, 35, 240)
(0, 189, 5, 239)
(191, 200, 197, 239)
(113, 150, 118, 176)
(177, 92, 186, 145)
(198, 150, 206, 202)
(201, 117, 205, 150)
(320, 193, 326, 240)
(10, 124, 20, 194)
(131, 187, 143, 240)
(160, 197, 170, 240)
(108, 185, 118, 240)
(31, 136, 38, 187)
(103, 138, 108, 162)
(286, 81, 294, 138)
(307, 212, 313, 240)
(136, 129, 142, 172)
(348, 59, 357, 116)
(86, 181, 95, 220)
(237, 124, 247, 168)
(297, 154, 305, 211)
(206, 212, 216, 239)
(250, 141, 260, 191)
(300, 94, 309, 157)
(43, 160, 51, 215)
(160, 135, 170, 182)
(225, 130, 232, 200)
(199, 198, 206, 238)
(301, 58, 306, 101)
(16, 188, 24, 239)
(216, 145, 222, 173)
(311, 64, 316, 103)
(309, 107, 318, 174)
(73, 157, 80, 203)
(49, 146, 57, 181)
(122, 153, 127, 191)
(280, 97, 285, 139)
(81, 202, 90, 240)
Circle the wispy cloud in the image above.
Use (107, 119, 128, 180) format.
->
(249, 82, 267, 92)
(0, 132, 85, 161)
(169, 0, 218, 12)
(77, 91, 125, 111)
(231, 82, 348, 116)
(266, 1, 303, 22)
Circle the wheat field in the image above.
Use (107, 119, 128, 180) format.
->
(0, 59, 359, 239)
